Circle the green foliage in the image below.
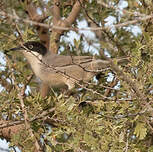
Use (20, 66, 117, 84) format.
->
(134, 122, 147, 140)
(11, 130, 35, 152)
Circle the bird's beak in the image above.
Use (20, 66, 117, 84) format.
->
(4, 46, 22, 55)
(9, 46, 22, 51)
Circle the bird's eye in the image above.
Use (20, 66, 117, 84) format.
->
(29, 45, 33, 49)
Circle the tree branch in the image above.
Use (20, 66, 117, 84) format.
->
(53, 0, 61, 24)
(66, 0, 83, 25)
(1, 11, 153, 32)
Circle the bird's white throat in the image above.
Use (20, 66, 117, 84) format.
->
(22, 50, 43, 77)
(24, 50, 43, 61)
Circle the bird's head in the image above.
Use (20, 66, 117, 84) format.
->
(7, 41, 47, 56)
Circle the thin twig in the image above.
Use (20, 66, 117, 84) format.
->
(145, 118, 153, 134)
(124, 132, 129, 152)
(1, 11, 153, 31)
(104, 77, 119, 97)
(0, 108, 55, 129)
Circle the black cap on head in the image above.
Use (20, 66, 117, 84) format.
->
(22, 41, 47, 56)
(9, 41, 47, 56)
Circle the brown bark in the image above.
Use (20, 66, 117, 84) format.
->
(0, 120, 25, 140)
(49, 0, 84, 53)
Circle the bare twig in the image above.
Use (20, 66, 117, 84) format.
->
(104, 77, 119, 97)
(145, 118, 153, 134)
(124, 132, 129, 152)
(77, 0, 99, 26)
(1, 11, 153, 31)
(0, 107, 55, 129)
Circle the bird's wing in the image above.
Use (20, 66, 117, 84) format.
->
(43, 54, 94, 67)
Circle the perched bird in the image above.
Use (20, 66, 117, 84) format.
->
(7, 41, 110, 90)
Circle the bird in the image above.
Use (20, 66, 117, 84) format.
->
(6, 41, 111, 90)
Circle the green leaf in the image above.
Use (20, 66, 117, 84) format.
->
(134, 122, 147, 140)
(74, 38, 80, 49)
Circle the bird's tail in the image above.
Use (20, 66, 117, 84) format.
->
(90, 59, 110, 71)
(90, 57, 129, 71)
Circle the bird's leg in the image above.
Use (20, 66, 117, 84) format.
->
(40, 83, 50, 98)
